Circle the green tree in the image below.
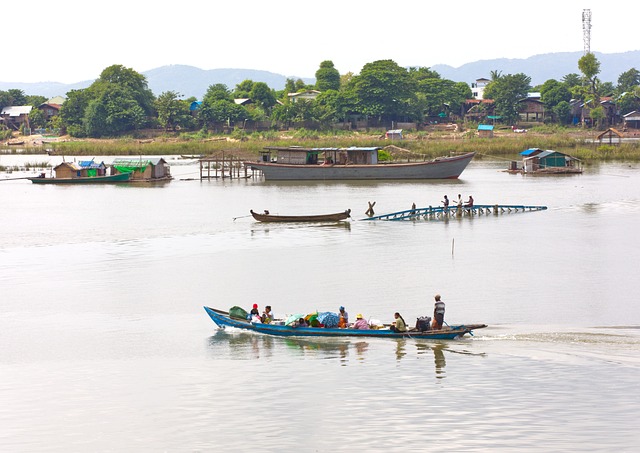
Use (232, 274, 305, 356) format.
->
(59, 89, 92, 136)
(250, 82, 276, 111)
(350, 59, 416, 120)
(315, 60, 341, 91)
(578, 52, 601, 101)
(94, 64, 155, 115)
(617, 68, 639, 93)
(26, 95, 48, 108)
(84, 84, 146, 137)
(552, 101, 572, 125)
(155, 91, 192, 131)
(233, 80, 255, 99)
(28, 108, 46, 129)
(540, 79, 571, 109)
(562, 73, 582, 88)
(483, 73, 531, 124)
(0, 90, 11, 110)
(7, 89, 27, 105)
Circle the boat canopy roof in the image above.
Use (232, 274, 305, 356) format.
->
(264, 146, 381, 153)
(111, 157, 166, 167)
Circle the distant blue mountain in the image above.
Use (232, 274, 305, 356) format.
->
(430, 50, 640, 86)
(2, 51, 638, 99)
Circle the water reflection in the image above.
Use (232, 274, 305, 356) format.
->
(207, 330, 485, 377)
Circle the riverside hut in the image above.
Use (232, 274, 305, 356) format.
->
(110, 158, 172, 181)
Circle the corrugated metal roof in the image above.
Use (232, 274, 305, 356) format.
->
(520, 148, 544, 156)
(1, 106, 33, 116)
(477, 124, 494, 131)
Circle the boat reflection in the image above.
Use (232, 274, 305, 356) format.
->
(207, 330, 485, 375)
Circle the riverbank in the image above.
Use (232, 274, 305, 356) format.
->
(3, 127, 640, 162)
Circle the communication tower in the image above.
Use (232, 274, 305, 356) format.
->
(582, 9, 592, 55)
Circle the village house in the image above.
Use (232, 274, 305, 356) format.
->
(0, 105, 32, 130)
(287, 90, 321, 103)
(518, 93, 546, 122)
(623, 110, 640, 132)
(470, 78, 490, 99)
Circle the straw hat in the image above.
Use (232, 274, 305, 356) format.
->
(356, 314, 363, 319)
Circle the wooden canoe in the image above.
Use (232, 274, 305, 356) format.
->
(250, 209, 351, 222)
(204, 306, 487, 340)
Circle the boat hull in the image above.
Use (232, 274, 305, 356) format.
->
(250, 209, 351, 222)
(204, 306, 485, 340)
(248, 152, 475, 181)
(28, 173, 132, 184)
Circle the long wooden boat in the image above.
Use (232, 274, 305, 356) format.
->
(204, 306, 486, 340)
(250, 209, 351, 222)
(28, 172, 132, 184)
(248, 147, 475, 180)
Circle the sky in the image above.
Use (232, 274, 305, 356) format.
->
(5, 1, 637, 84)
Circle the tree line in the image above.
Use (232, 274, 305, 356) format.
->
(1, 54, 639, 138)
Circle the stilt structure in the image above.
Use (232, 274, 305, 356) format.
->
(362, 204, 547, 221)
(199, 153, 251, 180)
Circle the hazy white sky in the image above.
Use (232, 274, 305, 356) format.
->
(7, 1, 636, 83)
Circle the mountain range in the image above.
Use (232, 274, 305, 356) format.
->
(1, 51, 638, 100)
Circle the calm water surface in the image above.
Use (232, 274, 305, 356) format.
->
(1, 155, 639, 451)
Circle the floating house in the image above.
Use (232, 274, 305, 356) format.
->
(517, 148, 582, 174)
(110, 158, 172, 181)
(50, 160, 108, 179)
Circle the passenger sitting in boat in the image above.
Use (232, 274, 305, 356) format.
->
(248, 303, 259, 320)
(390, 312, 407, 333)
(296, 317, 309, 327)
(261, 305, 273, 324)
(338, 306, 349, 328)
(352, 314, 370, 330)
(442, 195, 449, 209)
(464, 195, 474, 208)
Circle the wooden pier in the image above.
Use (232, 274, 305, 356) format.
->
(362, 204, 547, 221)
(199, 153, 251, 180)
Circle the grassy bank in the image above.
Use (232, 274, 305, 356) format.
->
(5, 127, 640, 162)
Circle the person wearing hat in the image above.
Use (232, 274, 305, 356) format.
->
(338, 306, 349, 328)
(432, 294, 445, 329)
(352, 313, 370, 330)
(248, 303, 260, 321)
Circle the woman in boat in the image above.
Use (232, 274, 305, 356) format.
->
(464, 195, 474, 208)
(432, 294, 446, 329)
(352, 314, 370, 330)
(338, 306, 349, 328)
(296, 317, 309, 327)
(248, 303, 261, 322)
(390, 312, 407, 333)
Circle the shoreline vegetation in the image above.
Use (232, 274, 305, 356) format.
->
(2, 125, 640, 164)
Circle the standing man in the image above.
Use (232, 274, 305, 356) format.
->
(432, 294, 446, 329)
(442, 195, 449, 210)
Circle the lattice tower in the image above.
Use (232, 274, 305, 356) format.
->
(582, 9, 592, 55)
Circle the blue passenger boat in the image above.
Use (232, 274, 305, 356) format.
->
(203, 306, 486, 340)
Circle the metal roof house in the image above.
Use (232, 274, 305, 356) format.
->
(0, 105, 32, 130)
(287, 90, 321, 103)
(520, 149, 582, 174)
(110, 157, 172, 181)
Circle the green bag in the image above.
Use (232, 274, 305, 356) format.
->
(229, 306, 249, 320)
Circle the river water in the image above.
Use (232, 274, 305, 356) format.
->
(1, 154, 639, 451)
